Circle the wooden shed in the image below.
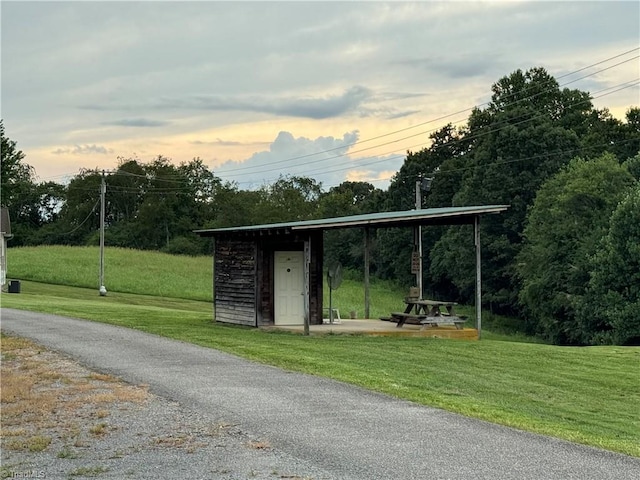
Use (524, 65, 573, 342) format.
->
(199, 227, 324, 327)
(196, 205, 509, 334)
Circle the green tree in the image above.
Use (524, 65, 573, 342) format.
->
(124, 156, 219, 254)
(623, 152, 640, 181)
(134, 156, 192, 250)
(254, 175, 323, 223)
(48, 156, 220, 254)
(1, 120, 33, 207)
(108, 158, 147, 223)
(431, 67, 594, 312)
(0, 120, 48, 244)
(55, 169, 103, 245)
(577, 185, 640, 345)
(319, 181, 383, 274)
(517, 153, 635, 343)
(208, 182, 263, 228)
(377, 124, 468, 288)
(580, 107, 640, 162)
(0, 122, 73, 245)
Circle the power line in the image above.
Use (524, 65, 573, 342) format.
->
(235, 78, 640, 186)
(214, 63, 639, 184)
(56, 198, 100, 236)
(35, 47, 639, 184)
(213, 50, 639, 176)
(29, 48, 640, 192)
(324, 135, 640, 190)
(31, 75, 640, 196)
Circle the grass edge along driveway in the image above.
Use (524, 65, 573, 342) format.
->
(1, 281, 639, 458)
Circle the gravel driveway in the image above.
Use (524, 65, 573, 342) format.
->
(2, 308, 639, 480)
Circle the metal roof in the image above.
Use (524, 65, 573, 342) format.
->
(195, 205, 509, 237)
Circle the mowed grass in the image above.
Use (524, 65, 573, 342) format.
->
(6, 245, 516, 338)
(6, 245, 213, 301)
(2, 247, 640, 457)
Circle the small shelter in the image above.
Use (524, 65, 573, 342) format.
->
(196, 205, 508, 336)
(1, 208, 13, 288)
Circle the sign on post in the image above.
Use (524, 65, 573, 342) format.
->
(411, 251, 420, 274)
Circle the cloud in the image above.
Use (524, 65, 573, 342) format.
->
(215, 130, 359, 187)
(394, 55, 505, 80)
(190, 139, 271, 148)
(270, 86, 371, 119)
(103, 118, 170, 127)
(52, 144, 114, 156)
(155, 86, 372, 120)
(74, 86, 375, 120)
(386, 110, 421, 120)
(214, 130, 404, 190)
(3, 1, 638, 187)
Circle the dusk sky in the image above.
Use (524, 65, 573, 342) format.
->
(2, 1, 639, 190)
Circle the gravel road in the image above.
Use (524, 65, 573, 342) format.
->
(2, 308, 639, 480)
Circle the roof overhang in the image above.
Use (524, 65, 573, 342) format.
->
(195, 205, 510, 238)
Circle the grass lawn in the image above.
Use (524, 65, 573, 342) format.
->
(5, 245, 532, 340)
(5, 245, 213, 301)
(2, 279, 639, 457)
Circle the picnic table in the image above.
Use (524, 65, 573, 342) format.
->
(390, 298, 466, 329)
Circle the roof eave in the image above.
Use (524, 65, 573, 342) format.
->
(194, 205, 510, 237)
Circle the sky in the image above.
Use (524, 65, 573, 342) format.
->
(1, 1, 639, 191)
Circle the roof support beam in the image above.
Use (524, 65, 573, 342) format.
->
(303, 236, 311, 336)
(474, 216, 482, 339)
(364, 227, 371, 319)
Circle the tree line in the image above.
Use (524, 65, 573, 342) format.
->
(2, 67, 639, 345)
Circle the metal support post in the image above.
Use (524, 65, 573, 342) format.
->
(99, 171, 107, 296)
(474, 216, 482, 339)
(303, 237, 311, 336)
(415, 180, 423, 300)
(364, 227, 370, 319)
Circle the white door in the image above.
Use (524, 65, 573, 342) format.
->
(274, 251, 304, 325)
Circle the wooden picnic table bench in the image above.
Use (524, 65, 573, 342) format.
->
(392, 298, 462, 328)
(390, 311, 427, 327)
(420, 316, 467, 330)
(403, 298, 457, 316)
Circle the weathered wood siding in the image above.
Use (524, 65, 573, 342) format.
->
(256, 246, 273, 326)
(214, 239, 256, 326)
(309, 232, 323, 325)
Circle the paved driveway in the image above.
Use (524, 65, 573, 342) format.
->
(2, 308, 639, 479)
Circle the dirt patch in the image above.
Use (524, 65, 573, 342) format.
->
(1, 335, 150, 457)
(0, 334, 325, 480)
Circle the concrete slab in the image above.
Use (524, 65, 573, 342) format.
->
(262, 318, 478, 340)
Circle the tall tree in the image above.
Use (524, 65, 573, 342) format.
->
(208, 182, 263, 228)
(254, 175, 323, 223)
(430, 67, 594, 312)
(0, 120, 43, 244)
(377, 124, 468, 288)
(580, 107, 640, 162)
(577, 185, 640, 345)
(517, 153, 635, 343)
(108, 158, 147, 223)
(134, 156, 191, 250)
(1, 120, 33, 207)
(319, 181, 383, 273)
(56, 169, 103, 245)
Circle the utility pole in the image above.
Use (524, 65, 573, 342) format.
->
(415, 179, 423, 300)
(415, 176, 433, 301)
(99, 170, 107, 296)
